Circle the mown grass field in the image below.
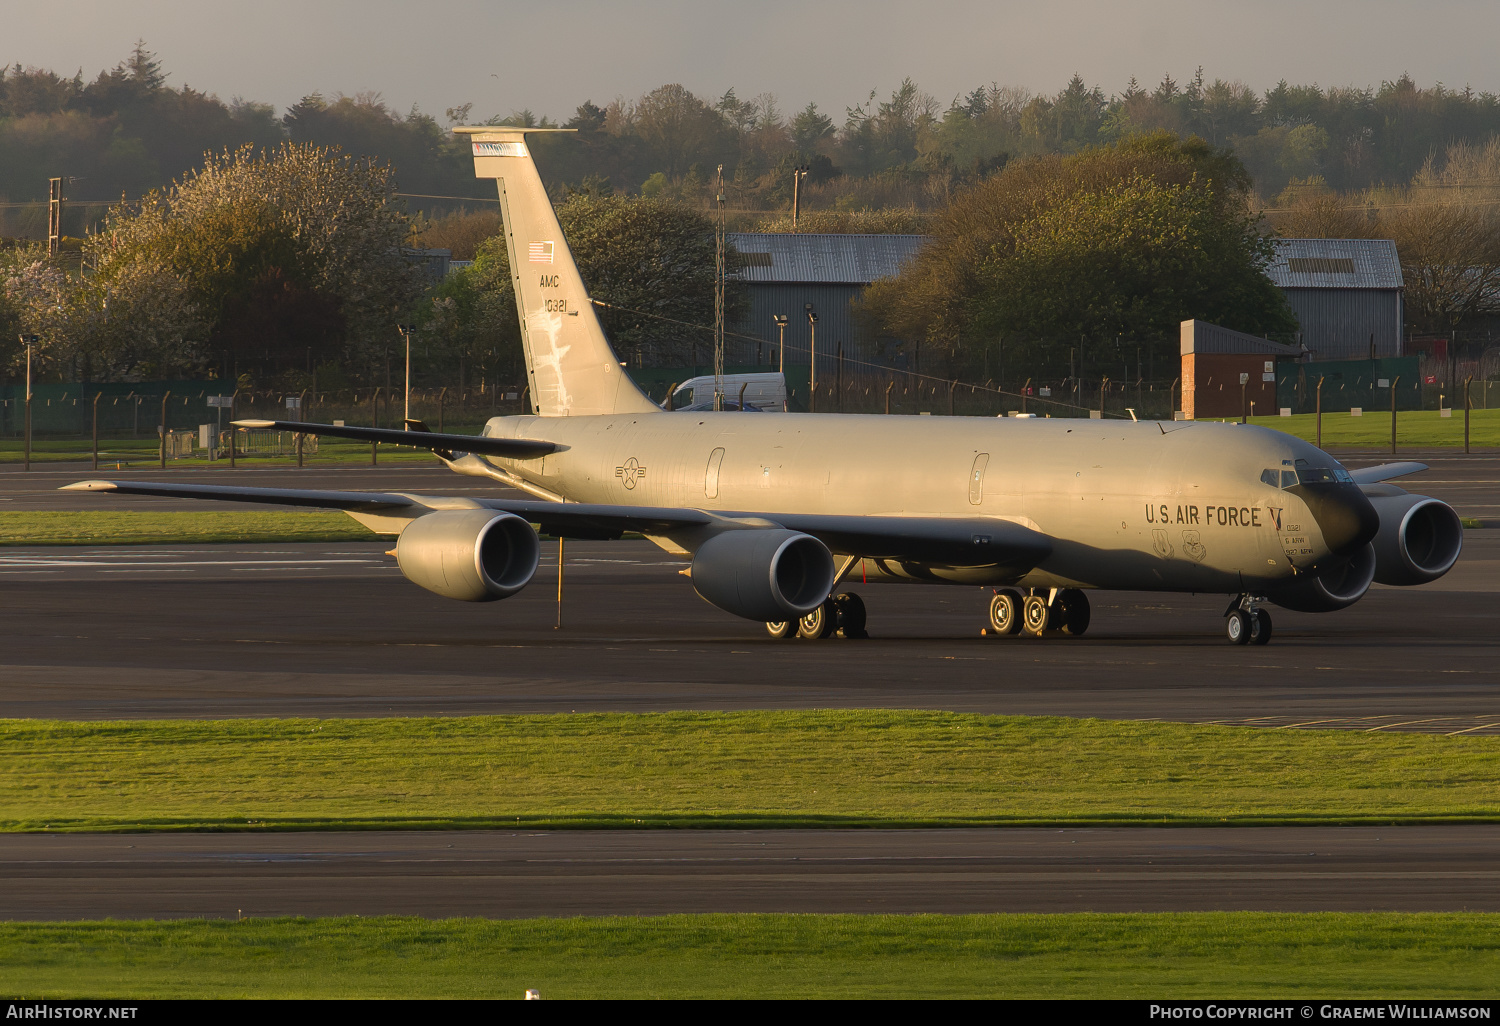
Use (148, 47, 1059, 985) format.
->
(3, 712, 1496, 832)
(0, 510, 380, 546)
(3, 913, 1497, 998)
(1241, 407, 1500, 448)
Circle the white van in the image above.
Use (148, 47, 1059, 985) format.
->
(668, 373, 786, 412)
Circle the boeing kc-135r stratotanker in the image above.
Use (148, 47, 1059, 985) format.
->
(65, 127, 1464, 645)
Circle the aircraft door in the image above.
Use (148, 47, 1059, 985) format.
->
(969, 453, 990, 505)
(705, 447, 725, 499)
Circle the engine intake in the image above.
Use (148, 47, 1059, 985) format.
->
(691, 529, 835, 622)
(395, 510, 540, 602)
(1269, 542, 1375, 613)
(1367, 493, 1463, 586)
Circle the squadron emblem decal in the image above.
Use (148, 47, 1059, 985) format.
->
(1181, 530, 1207, 563)
(615, 457, 647, 489)
(1152, 529, 1174, 559)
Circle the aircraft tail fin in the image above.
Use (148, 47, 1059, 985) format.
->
(457, 126, 659, 418)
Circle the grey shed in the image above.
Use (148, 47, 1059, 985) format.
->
(727, 233, 928, 374)
(1267, 239, 1405, 360)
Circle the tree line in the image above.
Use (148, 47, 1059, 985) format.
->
(5, 43, 1500, 235)
(4, 44, 1498, 394)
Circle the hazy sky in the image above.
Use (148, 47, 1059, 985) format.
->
(8, 1, 1500, 122)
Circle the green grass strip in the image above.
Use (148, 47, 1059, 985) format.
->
(1238, 408, 1500, 447)
(0, 511, 380, 546)
(3, 712, 1497, 832)
(3, 913, 1498, 998)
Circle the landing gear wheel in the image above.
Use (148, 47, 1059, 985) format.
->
(1251, 608, 1273, 645)
(797, 599, 838, 640)
(1056, 589, 1091, 636)
(834, 592, 868, 639)
(1226, 609, 1253, 645)
(987, 590, 1022, 636)
(1021, 594, 1052, 636)
(765, 620, 796, 640)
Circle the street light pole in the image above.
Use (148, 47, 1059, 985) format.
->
(398, 325, 416, 426)
(772, 315, 788, 374)
(21, 334, 38, 472)
(805, 306, 818, 414)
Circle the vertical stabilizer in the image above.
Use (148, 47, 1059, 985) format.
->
(457, 126, 659, 417)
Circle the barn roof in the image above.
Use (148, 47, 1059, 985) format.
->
(1268, 238, 1404, 290)
(727, 233, 928, 285)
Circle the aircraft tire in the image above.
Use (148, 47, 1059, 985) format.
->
(798, 600, 838, 640)
(1251, 609, 1273, 645)
(1057, 589, 1091, 636)
(765, 620, 797, 640)
(987, 590, 1022, 636)
(1226, 609, 1253, 645)
(835, 592, 868, 639)
(1022, 594, 1051, 636)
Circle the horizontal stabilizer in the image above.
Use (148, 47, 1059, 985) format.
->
(231, 420, 556, 460)
(1347, 461, 1429, 484)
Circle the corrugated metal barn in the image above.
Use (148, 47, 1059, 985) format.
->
(1268, 239, 1405, 360)
(727, 233, 927, 376)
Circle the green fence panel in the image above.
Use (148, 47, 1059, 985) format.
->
(1276, 358, 1422, 414)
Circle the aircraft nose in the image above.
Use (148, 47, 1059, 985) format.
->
(1299, 483, 1380, 556)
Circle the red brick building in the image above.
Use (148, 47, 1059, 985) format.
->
(1181, 320, 1306, 420)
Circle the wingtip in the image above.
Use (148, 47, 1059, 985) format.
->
(232, 419, 276, 428)
(59, 480, 118, 492)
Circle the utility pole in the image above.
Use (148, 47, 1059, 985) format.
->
(791, 166, 809, 229)
(772, 315, 788, 374)
(47, 178, 63, 260)
(713, 165, 725, 410)
(806, 305, 818, 413)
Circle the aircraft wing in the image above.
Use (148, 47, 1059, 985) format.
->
(1347, 461, 1429, 484)
(62, 480, 1051, 569)
(233, 419, 556, 460)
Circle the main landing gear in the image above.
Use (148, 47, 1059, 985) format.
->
(1225, 595, 1272, 645)
(766, 592, 869, 641)
(985, 588, 1090, 638)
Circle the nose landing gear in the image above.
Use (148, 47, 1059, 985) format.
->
(1225, 595, 1272, 645)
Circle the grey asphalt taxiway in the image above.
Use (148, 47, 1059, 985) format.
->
(1, 455, 1497, 918)
(2, 826, 1497, 919)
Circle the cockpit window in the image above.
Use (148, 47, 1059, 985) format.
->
(1261, 469, 1280, 487)
(1296, 466, 1354, 485)
(1281, 469, 1298, 488)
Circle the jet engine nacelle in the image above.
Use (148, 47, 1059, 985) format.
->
(395, 509, 540, 602)
(1269, 542, 1376, 613)
(691, 529, 836, 622)
(1366, 493, 1463, 586)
